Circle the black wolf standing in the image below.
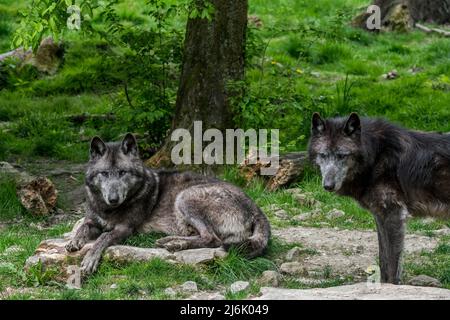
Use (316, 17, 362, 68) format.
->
(66, 134, 270, 274)
(308, 112, 450, 284)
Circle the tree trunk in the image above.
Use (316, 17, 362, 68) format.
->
(353, 0, 450, 31)
(147, 0, 248, 170)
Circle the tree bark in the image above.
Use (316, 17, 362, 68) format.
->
(147, 0, 248, 170)
(353, 0, 450, 31)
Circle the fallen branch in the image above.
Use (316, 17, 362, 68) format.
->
(415, 23, 450, 37)
(239, 151, 309, 191)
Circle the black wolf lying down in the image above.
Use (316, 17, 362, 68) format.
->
(309, 113, 450, 284)
(66, 134, 270, 274)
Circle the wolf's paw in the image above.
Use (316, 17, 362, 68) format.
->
(80, 254, 100, 275)
(156, 238, 189, 252)
(65, 238, 85, 252)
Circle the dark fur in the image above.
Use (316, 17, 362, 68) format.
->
(308, 113, 450, 284)
(66, 134, 271, 275)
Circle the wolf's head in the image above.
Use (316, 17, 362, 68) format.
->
(308, 113, 364, 193)
(85, 133, 147, 208)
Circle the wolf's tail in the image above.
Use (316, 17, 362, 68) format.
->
(245, 207, 271, 258)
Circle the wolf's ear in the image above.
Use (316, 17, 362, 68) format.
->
(121, 133, 138, 156)
(344, 113, 361, 136)
(90, 136, 107, 160)
(312, 112, 326, 135)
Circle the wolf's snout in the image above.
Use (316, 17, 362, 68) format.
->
(323, 181, 335, 191)
(108, 193, 120, 205)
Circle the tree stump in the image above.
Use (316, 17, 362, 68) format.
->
(239, 152, 309, 191)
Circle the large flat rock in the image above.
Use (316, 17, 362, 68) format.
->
(25, 219, 227, 282)
(273, 226, 439, 278)
(255, 283, 450, 300)
(25, 237, 227, 272)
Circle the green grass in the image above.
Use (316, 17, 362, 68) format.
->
(0, 175, 25, 220)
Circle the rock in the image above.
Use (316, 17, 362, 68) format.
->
(164, 287, 177, 297)
(104, 246, 177, 263)
(262, 204, 290, 220)
(174, 247, 227, 265)
(18, 177, 58, 216)
(292, 209, 320, 222)
(285, 247, 303, 261)
(289, 192, 319, 207)
(433, 228, 450, 236)
(258, 271, 280, 287)
(280, 262, 305, 275)
(326, 209, 345, 219)
(180, 281, 198, 293)
(254, 283, 450, 300)
(188, 292, 225, 300)
(230, 281, 250, 294)
(408, 275, 442, 288)
(248, 15, 263, 28)
(110, 283, 118, 289)
(382, 70, 398, 80)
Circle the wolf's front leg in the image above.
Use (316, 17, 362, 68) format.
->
(65, 219, 102, 252)
(374, 209, 406, 284)
(81, 224, 134, 275)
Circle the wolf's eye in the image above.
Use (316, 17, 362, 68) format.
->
(318, 153, 327, 159)
(100, 171, 109, 177)
(118, 170, 126, 176)
(336, 153, 348, 160)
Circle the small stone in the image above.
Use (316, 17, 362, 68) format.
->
(280, 262, 305, 275)
(291, 193, 318, 207)
(258, 271, 280, 287)
(110, 283, 118, 289)
(285, 188, 302, 194)
(230, 281, 250, 294)
(292, 209, 320, 222)
(326, 209, 345, 219)
(383, 69, 398, 80)
(273, 209, 289, 220)
(421, 217, 436, 225)
(174, 247, 227, 264)
(285, 247, 303, 261)
(188, 292, 225, 300)
(164, 287, 177, 297)
(408, 275, 442, 288)
(180, 281, 198, 293)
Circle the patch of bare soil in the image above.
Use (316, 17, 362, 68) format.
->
(273, 226, 440, 280)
